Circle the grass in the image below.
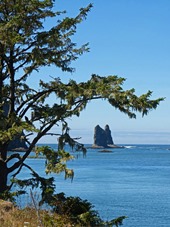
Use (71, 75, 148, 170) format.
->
(0, 206, 74, 227)
(0, 194, 127, 227)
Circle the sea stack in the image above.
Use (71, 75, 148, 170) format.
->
(93, 125, 108, 148)
(92, 124, 114, 148)
(105, 124, 114, 145)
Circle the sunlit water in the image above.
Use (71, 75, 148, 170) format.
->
(14, 144, 170, 227)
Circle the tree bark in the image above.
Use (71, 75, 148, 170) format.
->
(0, 160, 8, 193)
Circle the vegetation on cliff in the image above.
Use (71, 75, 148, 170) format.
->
(0, 196, 127, 227)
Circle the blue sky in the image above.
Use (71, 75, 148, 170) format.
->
(37, 0, 170, 144)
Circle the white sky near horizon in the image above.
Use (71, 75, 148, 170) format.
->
(32, 0, 170, 145)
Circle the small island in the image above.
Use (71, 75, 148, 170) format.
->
(92, 124, 123, 150)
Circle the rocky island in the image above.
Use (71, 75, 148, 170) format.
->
(92, 124, 123, 150)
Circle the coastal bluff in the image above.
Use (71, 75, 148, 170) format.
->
(92, 125, 122, 149)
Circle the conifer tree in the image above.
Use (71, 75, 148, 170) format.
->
(0, 0, 164, 200)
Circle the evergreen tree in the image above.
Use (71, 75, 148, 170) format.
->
(0, 0, 163, 201)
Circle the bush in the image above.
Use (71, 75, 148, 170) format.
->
(48, 193, 127, 226)
(50, 193, 101, 226)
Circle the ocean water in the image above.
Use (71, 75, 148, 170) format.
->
(16, 144, 170, 227)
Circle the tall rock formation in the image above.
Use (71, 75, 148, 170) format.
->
(93, 124, 114, 148)
(105, 124, 114, 145)
(93, 125, 107, 147)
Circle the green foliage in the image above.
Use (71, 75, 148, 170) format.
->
(11, 165, 56, 206)
(0, 202, 126, 227)
(44, 192, 127, 226)
(0, 0, 164, 219)
(0, 190, 127, 226)
(0, 0, 92, 195)
(0, 190, 25, 204)
(108, 216, 127, 227)
(35, 145, 74, 174)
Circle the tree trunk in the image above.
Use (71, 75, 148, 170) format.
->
(0, 160, 8, 193)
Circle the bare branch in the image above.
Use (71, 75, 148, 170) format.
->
(6, 153, 21, 163)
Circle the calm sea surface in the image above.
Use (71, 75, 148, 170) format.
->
(16, 144, 170, 227)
